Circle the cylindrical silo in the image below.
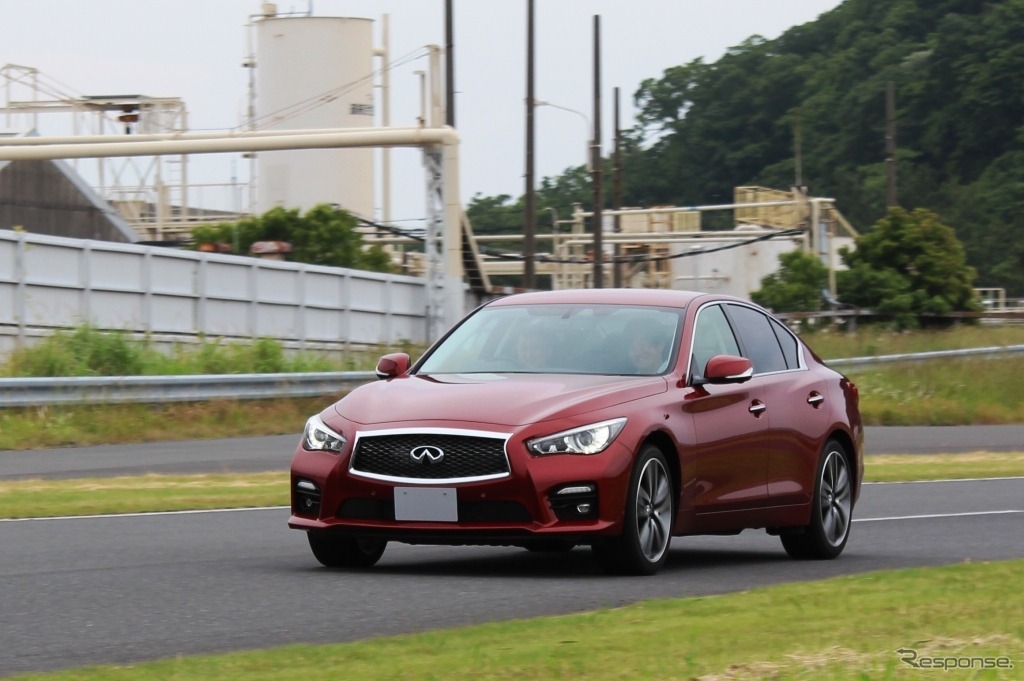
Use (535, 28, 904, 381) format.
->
(254, 9, 375, 218)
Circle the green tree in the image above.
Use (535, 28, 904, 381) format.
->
(465, 193, 523, 236)
(191, 204, 393, 273)
(751, 249, 829, 313)
(837, 207, 980, 328)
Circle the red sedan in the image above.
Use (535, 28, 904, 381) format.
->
(289, 288, 863, 575)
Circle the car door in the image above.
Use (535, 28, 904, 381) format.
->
(683, 303, 770, 515)
(723, 304, 829, 507)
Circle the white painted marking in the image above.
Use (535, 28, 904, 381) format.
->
(865, 476, 1024, 485)
(854, 509, 1024, 523)
(0, 506, 289, 523)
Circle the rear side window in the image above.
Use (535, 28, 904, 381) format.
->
(769, 317, 801, 370)
(725, 304, 788, 374)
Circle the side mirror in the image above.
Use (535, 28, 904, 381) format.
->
(702, 355, 753, 384)
(375, 352, 411, 379)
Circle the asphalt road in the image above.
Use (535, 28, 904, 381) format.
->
(3, 425, 1023, 481)
(1, 477, 1022, 676)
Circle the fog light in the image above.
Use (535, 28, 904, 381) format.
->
(293, 479, 321, 517)
(548, 483, 598, 521)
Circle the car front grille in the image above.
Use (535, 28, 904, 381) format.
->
(350, 431, 510, 482)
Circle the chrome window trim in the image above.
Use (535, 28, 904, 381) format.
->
(689, 301, 808, 380)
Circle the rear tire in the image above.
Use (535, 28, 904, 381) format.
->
(781, 439, 852, 560)
(593, 445, 675, 575)
(307, 531, 387, 568)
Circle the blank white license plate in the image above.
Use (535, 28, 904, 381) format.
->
(394, 487, 458, 522)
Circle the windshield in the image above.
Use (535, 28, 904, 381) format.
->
(417, 303, 684, 376)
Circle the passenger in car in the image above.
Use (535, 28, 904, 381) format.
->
(626, 321, 670, 374)
(516, 326, 554, 370)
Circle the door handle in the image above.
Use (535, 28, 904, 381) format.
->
(748, 400, 766, 416)
(807, 392, 825, 407)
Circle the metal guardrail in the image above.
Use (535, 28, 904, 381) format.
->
(0, 372, 376, 408)
(1, 345, 1023, 408)
(826, 344, 1024, 368)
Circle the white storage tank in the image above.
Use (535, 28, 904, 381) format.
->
(254, 7, 375, 217)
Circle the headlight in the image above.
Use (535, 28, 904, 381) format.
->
(303, 414, 346, 453)
(527, 418, 627, 456)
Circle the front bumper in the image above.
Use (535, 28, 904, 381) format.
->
(288, 434, 635, 544)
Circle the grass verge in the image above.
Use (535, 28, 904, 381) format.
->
(0, 472, 287, 519)
(801, 324, 1024, 358)
(1, 453, 1020, 520)
(845, 355, 1024, 426)
(865, 452, 1024, 482)
(8, 559, 1023, 680)
(0, 399, 324, 450)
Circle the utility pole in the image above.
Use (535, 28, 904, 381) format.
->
(793, 106, 803, 189)
(613, 86, 622, 288)
(885, 80, 897, 208)
(523, 0, 536, 288)
(445, 0, 455, 128)
(591, 15, 603, 288)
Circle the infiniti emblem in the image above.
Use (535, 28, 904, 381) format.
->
(409, 445, 445, 464)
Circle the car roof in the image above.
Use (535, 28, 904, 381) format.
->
(486, 288, 722, 309)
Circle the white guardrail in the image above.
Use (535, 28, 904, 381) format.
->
(0, 372, 376, 408)
(1, 345, 1023, 408)
(825, 344, 1024, 368)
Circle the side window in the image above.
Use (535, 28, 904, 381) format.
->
(691, 304, 740, 379)
(725, 304, 788, 374)
(769, 317, 801, 370)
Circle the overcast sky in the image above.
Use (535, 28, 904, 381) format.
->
(2, 0, 843, 225)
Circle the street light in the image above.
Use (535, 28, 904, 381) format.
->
(533, 98, 592, 171)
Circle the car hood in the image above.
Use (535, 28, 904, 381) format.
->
(333, 372, 668, 427)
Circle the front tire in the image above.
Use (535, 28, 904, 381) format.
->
(781, 439, 853, 560)
(307, 531, 387, 568)
(593, 445, 675, 575)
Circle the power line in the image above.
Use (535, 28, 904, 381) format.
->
(353, 213, 802, 266)
(476, 228, 804, 265)
(354, 216, 425, 242)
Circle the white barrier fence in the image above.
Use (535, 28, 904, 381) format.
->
(0, 229, 433, 356)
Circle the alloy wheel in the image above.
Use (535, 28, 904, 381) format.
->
(819, 448, 852, 547)
(635, 456, 673, 563)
